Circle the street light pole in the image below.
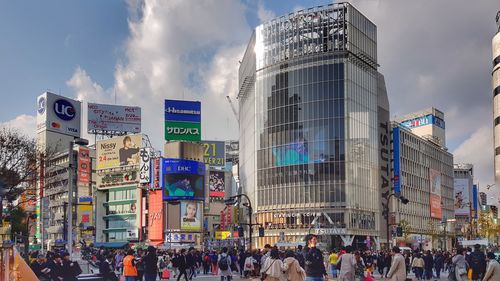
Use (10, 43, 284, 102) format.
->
(227, 193, 253, 250)
(385, 192, 409, 249)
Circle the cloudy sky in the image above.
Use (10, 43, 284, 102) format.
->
(0, 0, 499, 204)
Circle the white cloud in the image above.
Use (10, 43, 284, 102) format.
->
(453, 126, 498, 206)
(0, 114, 36, 138)
(66, 0, 249, 149)
(257, 0, 275, 23)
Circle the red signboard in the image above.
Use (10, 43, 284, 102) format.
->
(39, 156, 45, 197)
(78, 147, 90, 185)
(226, 206, 232, 227)
(151, 158, 161, 190)
(220, 210, 225, 229)
(148, 190, 164, 242)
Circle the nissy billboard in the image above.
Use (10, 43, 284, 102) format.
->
(161, 158, 205, 200)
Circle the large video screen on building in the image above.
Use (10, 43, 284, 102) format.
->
(161, 158, 205, 200)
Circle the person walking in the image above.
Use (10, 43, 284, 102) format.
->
(100, 254, 118, 281)
(176, 249, 190, 281)
(452, 248, 469, 281)
(218, 247, 233, 281)
(338, 246, 356, 281)
(261, 248, 284, 281)
(482, 252, 500, 281)
(124, 249, 138, 281)
(304, 234, 328, 281)
(411, 253, 425, 281)
(283, 250, 305, 281)
(353, 252, 365, 281)
(434, 251, 444, 279)
(423, 251, 434, 280)
(386, 247, 406, 281)
(47, 254, 64, 281)
(135, 248, 145, 281)
(329, 250, 339, 279)
(470, 244, 487, 281)
(143, 246, 159, 281)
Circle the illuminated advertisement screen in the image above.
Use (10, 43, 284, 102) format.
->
(161, 158, 205, 200)
(180, 201, 202, 231)
(209, 171, 225, 197)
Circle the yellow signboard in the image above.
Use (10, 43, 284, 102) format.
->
(215, 231, 231, 240)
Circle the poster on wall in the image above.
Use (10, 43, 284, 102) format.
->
(180, 201, 202, 231)
(161, 158, 205, 200)
(429, 169, 442, 219)
(97, 134, 142, 169)
(209, 171, 225, 197)
(454, 178, 470, 216)
(78, 147, 90, 185)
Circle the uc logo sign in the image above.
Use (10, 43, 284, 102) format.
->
(37, 97, 46, 115)
(53, 99, 76, 121)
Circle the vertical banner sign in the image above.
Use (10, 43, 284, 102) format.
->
(392, 127, 401, 194)
(78, 147, 90, 185)
(226, 205, 232, 226)
(429, 169, 442, 219)
(220, 210, 226, 229)
(150, 158, 161, 190)
(164, 100, 201, 141)
(454, 179, 470, 216)
(148, 190, 164, 241)
(139, 148, 153, 184)
(472, 185, 478, 219)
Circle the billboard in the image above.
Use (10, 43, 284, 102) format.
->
(87, 103, 141, 133)
(166, 233, 196, 243)
(77, 197, 93, 229)
(36, 92, 81, 137)
(180, 201, 202, 231)
(148, 190, 163, 241)
(139, 148, 153, 184)
(96, 134, 141, 169)
(150, 158, 161, 190)
(164, 100, 201, 141)
(209, 171, 225, 197)
(454, 179, 471, 216)
(78, 147, 90, 185)
(401, 114, 445, 129)
(161, 158, 205, 200)
(97, 170, 138, 189)
(393, 127, 401, 193)
(472, 184, 478, 219)
(429, 169, 442, 219)
(202, 141, 226, 168)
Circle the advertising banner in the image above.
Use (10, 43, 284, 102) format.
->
(166, 233, 196, 243)
(209, 171, 225, 197)
(164, 99, 201, 141)
(454, 179, 470, 216)
(165, 121, 201, 142)
(202, 141, 226, 167)
(430, 169, 442, 219)
(148, 190, 163, 241)
(87, 103, 141, 133)
(97, 170, 138, 189)
(150, 158, 161, 190)
(139, 148, 153, 184)
(77, 198, 93, 230)
(161, 158, 205, 200)
(78, 147, 90, 185)
(180, 201, 202, 232)
(392, 127, 401, 194)
(97, 134, 142, 169)
(36, 92, 81, 137)
(215, 231, 231, 240)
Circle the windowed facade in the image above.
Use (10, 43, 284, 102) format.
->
(103, 186, 139, 242)
(239, 3, 384, 248)
(493, 25, 500, 187)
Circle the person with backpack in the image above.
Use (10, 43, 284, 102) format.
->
(124, 249, 138, 281)
(143, 246, 159, 281)
(202, 251, 211, 275)
(482, 252, 500, 281)
(210, 250, 219, 275)
(452, 248, 469, 281)
(411, 253, 425, 281)
(218, 247, 232, 281)
(434, 251, 444, 279)
(422, 250, 434, 280)
(470, 244, 487, 281)
(261, 248, 284, 281)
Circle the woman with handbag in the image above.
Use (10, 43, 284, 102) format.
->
(452, 248, 469, 281)
(283, 250, 306, 281)
(261, 249, 284, 281)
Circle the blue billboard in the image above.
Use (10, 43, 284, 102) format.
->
(401, 114, 445, 129)
(393, 127, 401, 194)
(472, 184, 478, 219)
(164, 100, 201, 123)
(161, 158, 205, 200)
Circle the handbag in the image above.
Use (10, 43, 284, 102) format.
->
(261, 259, 276, 281)
(162, 270, 170, 279)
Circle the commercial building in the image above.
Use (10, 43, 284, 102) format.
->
(494, 12, 500, 190)
(453, 164, 474, 240)
(391, 121, 454, 250)
(239, 3, 389, 249)
(393, 108, 446, 148)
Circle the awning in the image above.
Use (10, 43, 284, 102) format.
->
(93, 242, 129, 248)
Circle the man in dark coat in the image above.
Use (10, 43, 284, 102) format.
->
(469, 244, 487, 281)
(47, 254, 64, 281)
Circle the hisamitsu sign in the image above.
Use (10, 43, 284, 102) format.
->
(164, 99, 201, 141)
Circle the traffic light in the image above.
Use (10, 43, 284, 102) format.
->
(238, 226, 244, 238)
(258, 227, 265, 237)
(396, 226, 403, 237)
(400, 196, 409, 204)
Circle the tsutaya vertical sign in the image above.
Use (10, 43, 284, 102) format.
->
(139, 148, 153, 184)
(379, 104, 391, 241)
(164, 100, 201, 141)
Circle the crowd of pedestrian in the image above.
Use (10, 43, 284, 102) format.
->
(28, 239, 500, 281)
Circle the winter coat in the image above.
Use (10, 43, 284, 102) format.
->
(483, 259, 500, 281)
(338, 253, 356, 281)
(282, 257, 305, 281)
(262, 257, 284, 279)
(387, 254, 407, 281)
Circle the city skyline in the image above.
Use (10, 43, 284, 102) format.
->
(0, 0, 499, 204)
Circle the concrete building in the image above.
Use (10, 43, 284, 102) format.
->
(493, 12, 500, 191)
(393, 108, 446, 149)
(391, 122, 454, 250)
(239, 2, 389, 249)
(453, 164, 474, 240)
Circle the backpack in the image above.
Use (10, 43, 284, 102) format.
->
(219, 255, 229, 271)
(470, 253, 484, 271)
(448, 264, 457, 281)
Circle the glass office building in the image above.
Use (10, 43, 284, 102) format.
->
(239, 2, 388, 248)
